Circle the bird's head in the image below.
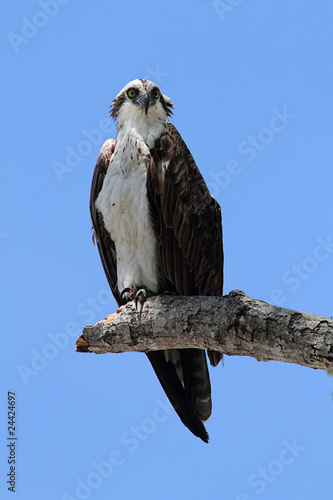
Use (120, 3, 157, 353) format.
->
(110, 79, 174, 125)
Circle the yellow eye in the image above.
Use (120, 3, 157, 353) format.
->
(152, 89, 160, 99)
(127, 88, 137, 99)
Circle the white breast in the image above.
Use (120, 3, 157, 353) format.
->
(95, 128, 162, 295)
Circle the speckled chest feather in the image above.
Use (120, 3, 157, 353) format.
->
(95, 124, 165, 294)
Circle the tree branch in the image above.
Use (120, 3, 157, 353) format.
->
(76, 290, 333, 371)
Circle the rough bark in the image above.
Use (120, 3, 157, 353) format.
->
(76, 290, 333, 371)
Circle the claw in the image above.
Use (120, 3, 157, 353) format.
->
(135, 288, 148, 312)
(120, 286, 152, 315)
(120, 287, 136, 304)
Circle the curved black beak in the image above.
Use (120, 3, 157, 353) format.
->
(139, 93, 150, 115)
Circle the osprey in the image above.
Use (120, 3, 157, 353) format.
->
(90, 79, 223, 442)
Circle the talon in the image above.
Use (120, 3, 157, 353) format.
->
(135, 288, 147, 311)
(120, 287, 131, 304)
(120, 287, 136, 304)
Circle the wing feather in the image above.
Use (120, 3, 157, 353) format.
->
(147, 122, 223, 297)
(90, 139, 121, 306)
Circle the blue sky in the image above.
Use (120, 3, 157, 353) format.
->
(1, 1, 333, 499)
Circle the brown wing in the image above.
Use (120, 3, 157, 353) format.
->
(147, 122, 223, 298)
(90, 139, 121, 306)
(148, 123, 223, 368)
(146, 123, 224, 441)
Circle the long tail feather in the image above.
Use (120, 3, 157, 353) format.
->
(146, 350, 210, 443)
